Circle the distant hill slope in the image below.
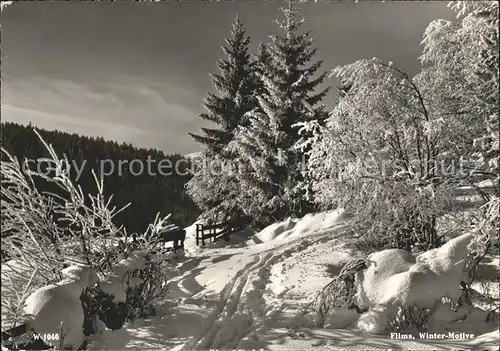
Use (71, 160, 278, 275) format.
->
(1, 122, 200, 233)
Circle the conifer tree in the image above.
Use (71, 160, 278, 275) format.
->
(253, 42, 272, 97)
(230, 1, 330, 226)
(189, 14, 257, 157)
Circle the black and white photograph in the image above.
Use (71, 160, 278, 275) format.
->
(0, 0, 498, 349)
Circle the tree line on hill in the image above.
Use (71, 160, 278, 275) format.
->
(1, 121, 200, 236)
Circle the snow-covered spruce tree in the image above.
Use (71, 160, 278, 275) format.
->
(253, 42, 273, 97)
(188, 14, 257, 155)
(187, 14, 258, 223)
(229, 1, 329, 226)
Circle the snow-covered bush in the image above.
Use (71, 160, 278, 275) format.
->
(296, 0, 499, 255)
(1, 131, 177, 346)
(186, 151, 244, 224)
(418, 0, 499, 258)
(297, 58, 464, 254)
(385, 305, 435, 333)
(82, 254, 174, 333)
(1, 131, 129, 335)
(419, 1, 498, 188)
(82, 214, 178, 334)
(353, 233, 478, 334)
(2, 265, 98, 350)
(302, 258, 367, 327)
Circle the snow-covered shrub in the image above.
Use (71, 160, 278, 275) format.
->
(385, 305, 434, 333)
(354, 233, 476, 334)
(298, 0, 498, 255)
(419, 0, 499, 256)
(82, 253, 174, 332)
(349, 181, 453, 255)
(461, 197, 500, 319)
(124, 252, 174, 319)
(420, 1, 499, 189)
(1, 131, 129, 336)
(81, 287, 128, 333)
(471, 196, 499, 258)
(82, 214, 177, 333)
(1, 131, 178, 344)
(186, 151, 245, 224)
(2, 265, 98, 350)
(1, 332, 53, 351)
(302, 259, 367, 327)
(120, 214, 178, 319)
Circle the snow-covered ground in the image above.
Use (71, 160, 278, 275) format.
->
(87, 209, 499, 350)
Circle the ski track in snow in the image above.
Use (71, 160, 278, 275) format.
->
(180, 224, 350, 350)
(182, 252, 271, 350)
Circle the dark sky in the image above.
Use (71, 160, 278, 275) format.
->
(1, 1, 455, 155)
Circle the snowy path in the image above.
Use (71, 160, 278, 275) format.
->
(88, 216, 499, 350)
(88, 221, 350, 350)
(178, 223, 351, 350)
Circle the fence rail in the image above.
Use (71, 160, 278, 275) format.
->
(195, 219, 245, 246)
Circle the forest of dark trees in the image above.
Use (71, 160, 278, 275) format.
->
(1, 122, 200, 234)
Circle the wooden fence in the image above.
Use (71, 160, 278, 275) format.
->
(158, 228, 186, 252)
(124, 227, 186, 252)
(195, 219, 245, 246)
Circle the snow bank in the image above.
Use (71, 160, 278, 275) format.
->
(209, 227, 257, 248)
(22, 265, 97, 349)
(279, 209, 350, 240)
(250, 217, 297, 244)
(416, 233, 474, 273)
(246, 209, 350, 245)
(354, 233, 475, 334)
(182, 209, 351, 251)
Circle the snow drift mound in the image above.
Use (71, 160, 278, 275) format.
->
(277, 209, 351, 241)
(355, 233, 475, 334)
(245, 209, 351, 246)
(247, 217, 297, 245)
(210, 227, 257, 248)
(5, 265, 98, 349)
(183, 209, 351, 250)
